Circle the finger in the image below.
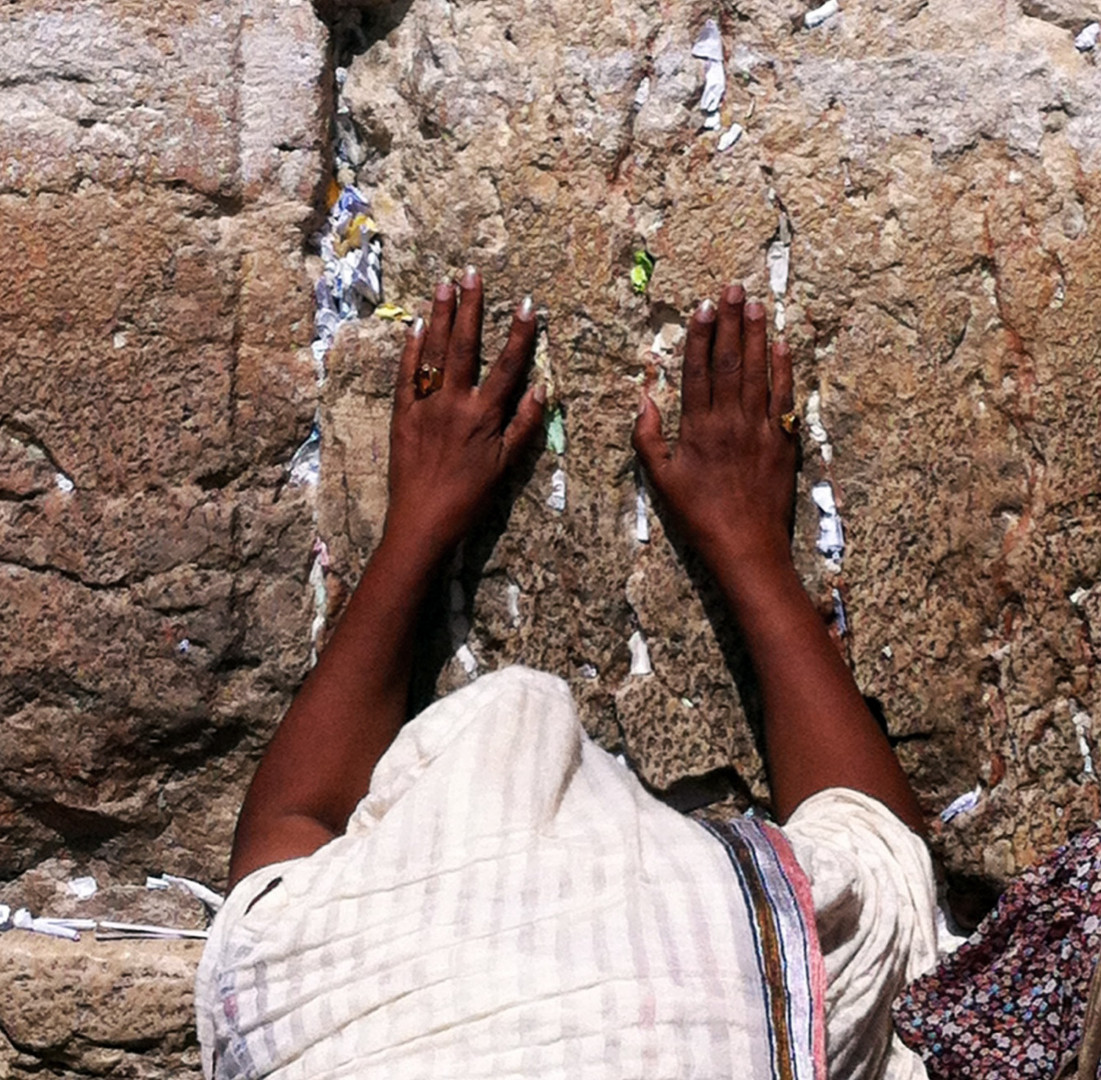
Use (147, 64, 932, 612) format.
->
(394, 316, 426, 410)
(446, 264, 484, 390)
(680, 299, 716, 424)
(632, 391, 670, 476)
(423, 279, 456, 378)
(502, 385, 546, 465)
(481, 295, 537, 413)
(768, 338, 794, 421)
(711, 283, 745, 410)
(740, 300, 769, 418)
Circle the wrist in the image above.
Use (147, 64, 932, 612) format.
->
(692, 522, 794, 580)
(696, 535, 803, 613)
(375, 512, 457, 581)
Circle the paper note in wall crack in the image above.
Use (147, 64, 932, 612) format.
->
(1076, 22, 1100, 50)
(939, 785, 981, 822)
(718, 123, 744, 151)
(804, 0, 839, 28)
(67, 876, 97, 900)
(635, 486, 650, 543)
(547, 468, 567, 512)
(811, 481, 845, 562)
(629, 630, 653, 675)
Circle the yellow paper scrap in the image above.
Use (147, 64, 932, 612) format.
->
(334, 213, 379, 257)
(375, 302, 415, 323)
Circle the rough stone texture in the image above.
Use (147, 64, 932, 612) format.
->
(325, 0, 1101, 887)
(5, 0, 1101, 1074)
(0, 0, 326, 882)
(0, 935, 202, 1079)
(1, 1, 328, 1075)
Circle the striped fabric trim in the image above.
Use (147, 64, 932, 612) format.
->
(694, 814, 827, 1080)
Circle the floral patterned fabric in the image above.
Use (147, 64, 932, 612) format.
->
(893, 823, 1101, 1079)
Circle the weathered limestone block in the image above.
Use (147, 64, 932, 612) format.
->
(318, 0, 1101, 882)
(0, 0, 327, 893)
(0, 934, 202, 1079)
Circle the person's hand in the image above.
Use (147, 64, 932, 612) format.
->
(632, 284, 797, 573)
(385, 267, 545, 560)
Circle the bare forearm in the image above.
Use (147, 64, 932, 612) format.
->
(228, 274, 542, 889)
(711, 551, 924, 832)
(228, 528, 445, 886)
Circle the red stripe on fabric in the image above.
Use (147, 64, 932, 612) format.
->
(762, 822, 829, 1080)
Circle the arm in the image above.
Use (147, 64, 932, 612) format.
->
(228, 269, 544, 889)
(632, 285, 923, 833)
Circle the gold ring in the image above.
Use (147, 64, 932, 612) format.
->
(413, 363, 444, 398)
(779, 411, 799, 435)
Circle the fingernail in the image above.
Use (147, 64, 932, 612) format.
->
(745, 301, 765, 320)
(461, 264, 478, 287)
(698, 299, 716, 321)
(534, 383, 547, 404)
(518, 295, 534, 320)
(411, 316, 424, 337)
(723, 283, 745, 305)
(435, 280, 453, 302)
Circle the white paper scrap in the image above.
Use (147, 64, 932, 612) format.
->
(455, 643, 479, 678)
(308, 552, 328, 666)
(804, 390, 831, 463)
(547, 468, 567, 512)
(0, 904, 11, 929)
(67, 876, 98, 901)
(702, 110, 721, 130)
(39, 917, 96, 931)
(804, 0, 840, 28)
(633, 76, 651, 108)
(635, 487, 650, 543)
(95, 920, 208, 941)
(1071, 587, 1092, 606)
(162, 874, 224, 912)
(580, 663, 598, 679)
(55, 473, 75, 494)
(506, 583, 521, 627)
(939, 785, 981, 823)
(13, 909, 81, 941)
(831, 588, 848, 636)
(288, 424, 321, 486)
(767, 240, 790, 297)
(691, 19, 724, 62)
(718, 122, 744, 151)
(629, 630, 653, 675)
(1076, 22, 1100, 51)
(699, 60, 726, 113)
(1073, 711, 1096, 777)
(812, 481, 845, 562)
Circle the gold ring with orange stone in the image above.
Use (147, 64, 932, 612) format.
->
(778, 411, 800, 435)
(413, 363, 444, 398)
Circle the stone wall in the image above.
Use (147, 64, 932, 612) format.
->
(325, 0, 1101, 891)
(3, 0, 1101, 1074)
(0, 1, 327, 1073)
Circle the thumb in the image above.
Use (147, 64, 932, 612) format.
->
(631, 391, 668, 475)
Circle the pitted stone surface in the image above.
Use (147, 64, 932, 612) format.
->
(0, 0, 326, 888)
(322, 0, 1101, 882)
(5, 0, 1101, 1074)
